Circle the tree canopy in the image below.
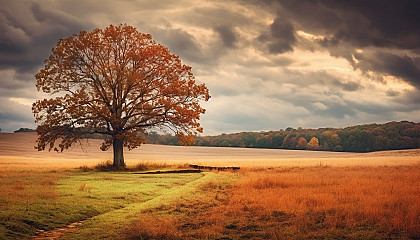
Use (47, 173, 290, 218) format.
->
(33, 24, 210, 168)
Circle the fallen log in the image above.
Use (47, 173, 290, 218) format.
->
(189, 164, 240, 171)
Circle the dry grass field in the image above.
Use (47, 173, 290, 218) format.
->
(1, 132, 419, 169)
(127, 166, 420, 239)
(0, 132, 420, 239)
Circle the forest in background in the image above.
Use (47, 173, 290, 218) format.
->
(11, 121, 420, 153)
(145, 121, 420, 153)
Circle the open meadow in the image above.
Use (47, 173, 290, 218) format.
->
(0, 132, 420, 239)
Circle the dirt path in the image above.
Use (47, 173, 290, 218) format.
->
(32, 221, 83, 240)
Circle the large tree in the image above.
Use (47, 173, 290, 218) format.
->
(32, 24, 210, 169)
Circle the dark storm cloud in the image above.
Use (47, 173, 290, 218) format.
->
(299, 0, 420, 89)
(274, 0, 420, 49)
(152, 4, 253, 65)
(354, 52, 420, 89)
(214, 25, 237, 48)
(258, 17, 296, 54)
(151, 27, 208, 64)
(335, 0, 420, 49)
(0, 0, 89, 132)
(245, 0, 420, 89)
(0, 1, 87, 73)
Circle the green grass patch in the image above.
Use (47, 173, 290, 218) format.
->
(0, 168, 216, 240)
(61, 171, 233, 240)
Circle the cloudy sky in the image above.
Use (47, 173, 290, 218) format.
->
(1, 0, 420, 134)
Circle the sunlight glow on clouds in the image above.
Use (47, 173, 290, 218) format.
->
(9, 98, 34, 107)
(296, 30, 327, 41)
(383, 76, 415, 92)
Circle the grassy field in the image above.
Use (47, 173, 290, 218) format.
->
(0, 132, 420, 239)
(0, 166, 231, 239)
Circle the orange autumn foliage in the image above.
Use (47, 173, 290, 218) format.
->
(32, 24, 210, 168)
(296, 137, 308, 149)
(307, 136, 320, 150)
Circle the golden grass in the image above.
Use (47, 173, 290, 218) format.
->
(131, 161, 170, 171)
(0, 170, 59, 205)
(228, 165, 420, 237)
(126, 178, 232, 240)
(126, 215, 181, 240)
(2, 133, 420, 171)
(126, 165, 420, 239)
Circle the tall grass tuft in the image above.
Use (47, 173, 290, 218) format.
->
(79, 161, 171, 172)
(79, 165, 91, 172)
(132, 162, 169, 171)
(94, 160, 117, 171)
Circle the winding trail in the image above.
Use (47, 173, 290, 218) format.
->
(31, 171, 213, 240)
(32, 221, 83, 240)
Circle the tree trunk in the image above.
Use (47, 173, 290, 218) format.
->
(113, 137, 125, 169)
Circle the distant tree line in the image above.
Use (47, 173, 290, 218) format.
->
(144, 121, 420, 153)
(14, 128, 36, 133)
(14, 121, 420, 153)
